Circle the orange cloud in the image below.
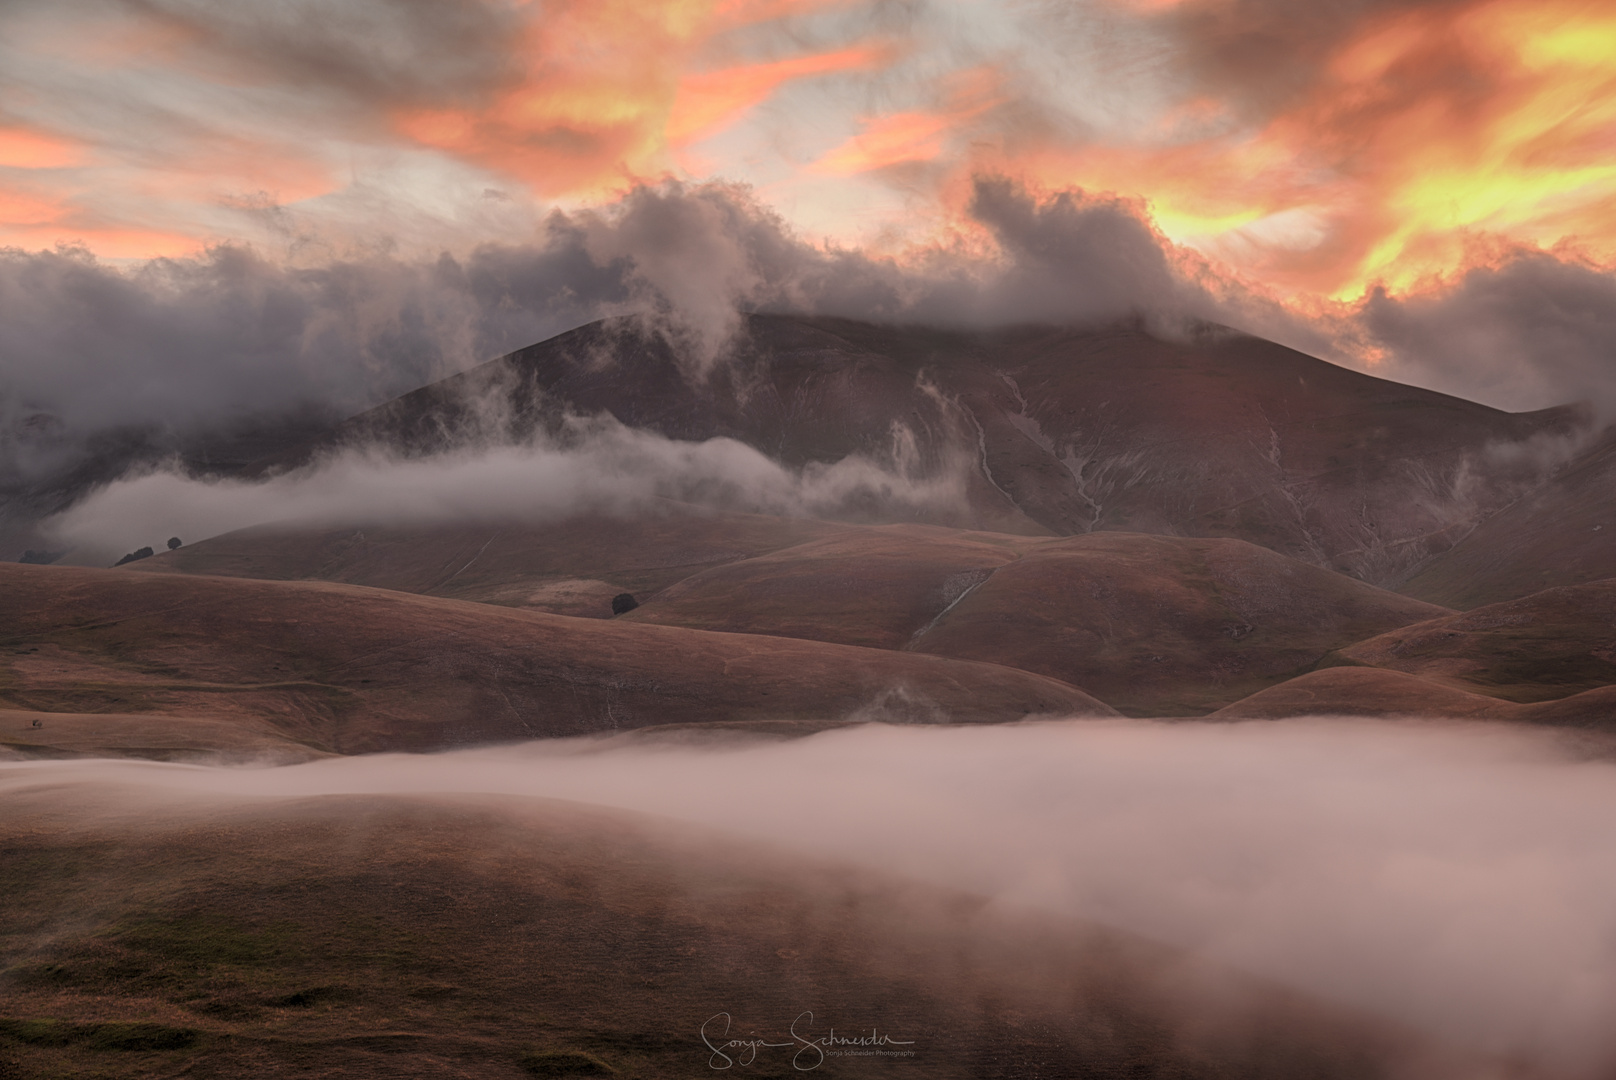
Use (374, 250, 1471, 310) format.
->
(1340, 0, 1616, 293)
(0, 186, 66, 227)
(992, 0, 1616, 300)
(9, 0, 1609, 306)
(0, 181, 199, 258)
(712, 0, 849, 17)
(6, 226, 202, 260)
(0, 126, 86, 169)
(395, 0, 710, 196)
(812, 66, 1004, 176)
(668, 44, 890, 145)
(171, 137, 337, 207)
(395, 0, 873, 197)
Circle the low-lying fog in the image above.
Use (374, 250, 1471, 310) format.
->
(42, 419, 968, 565)
(7, 717, 1616, 1075)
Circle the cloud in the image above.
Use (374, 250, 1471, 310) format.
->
(40, 415, 974, 565)
(982, 0, 1616, 302)
(952, 176, 1197, 324)
(0, 222, 628, 453)
(3, 0, 1613, 313)
(0, 177, 1218, 459)
(1359, 247, 1616, 413)
(5, 174, 1612, 519)
(1154, 0, 1473, 122)
(12, 717, 1616, 1076)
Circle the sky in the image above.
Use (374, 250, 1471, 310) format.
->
(2, 0, 1615, 439)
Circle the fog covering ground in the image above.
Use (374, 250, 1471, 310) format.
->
(8, 717, 1616, 1077)
(40, 423, 968, 568)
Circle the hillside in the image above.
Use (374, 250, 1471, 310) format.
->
(130, 516, 1449, 717)
(251, 314, 1583, 584)
(0, 563, 1110, 758)
(1321, 579, 1616, 704)
(1399, 427, 1616, 608)
(132, 507, 852, 614)
(1212, 667, 1616, 727)
(620, 528, 1449, 715)
(10, 314, 1613, 730)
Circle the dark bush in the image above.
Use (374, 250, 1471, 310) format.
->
(18, 549, 64, 565)
(167, 537, 182, 550)
(610, 593, 639, 615)
(113, 547, 154, 567)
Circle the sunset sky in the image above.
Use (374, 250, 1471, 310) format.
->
(2, 0, 1615, 423)
(3, 0, 1611, 295)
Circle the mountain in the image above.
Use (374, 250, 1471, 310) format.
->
(9, 314, 1612, 729)
(261, 314, 1584, 585)
(1398, 426, 1616, 608)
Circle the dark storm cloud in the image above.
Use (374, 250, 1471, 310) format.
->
(1360, 250, 1616, 414)
(954, 178, 1192, 322)
(567, 179, 1616, 418)
(0, 176, 1214, 459)
(0, 216, 641, 441)
(571, 175, 1215, 358)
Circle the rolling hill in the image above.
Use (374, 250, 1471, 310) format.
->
(618, 527, 1449, 715)
(1211, 666, 1616, 727)
(131, 506, 852, 614)
(0, 562, 1109, 758)
(130, 514, 1451, 717)
(1323, 579, 1616, 704)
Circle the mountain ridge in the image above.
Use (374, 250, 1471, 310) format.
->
(242, 313, 1589, 587)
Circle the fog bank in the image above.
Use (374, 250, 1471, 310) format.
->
(7, 718, 1616, 1076)
(41, 417, 970, 564)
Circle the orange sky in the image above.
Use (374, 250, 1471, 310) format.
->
(0, 0, 1612, 305)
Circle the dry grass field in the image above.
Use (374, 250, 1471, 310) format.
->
(0, 562, 1109, 759)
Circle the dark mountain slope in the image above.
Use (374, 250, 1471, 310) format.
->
(260, 314, 1580, 584)
(1399, 426, 1616, 608)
